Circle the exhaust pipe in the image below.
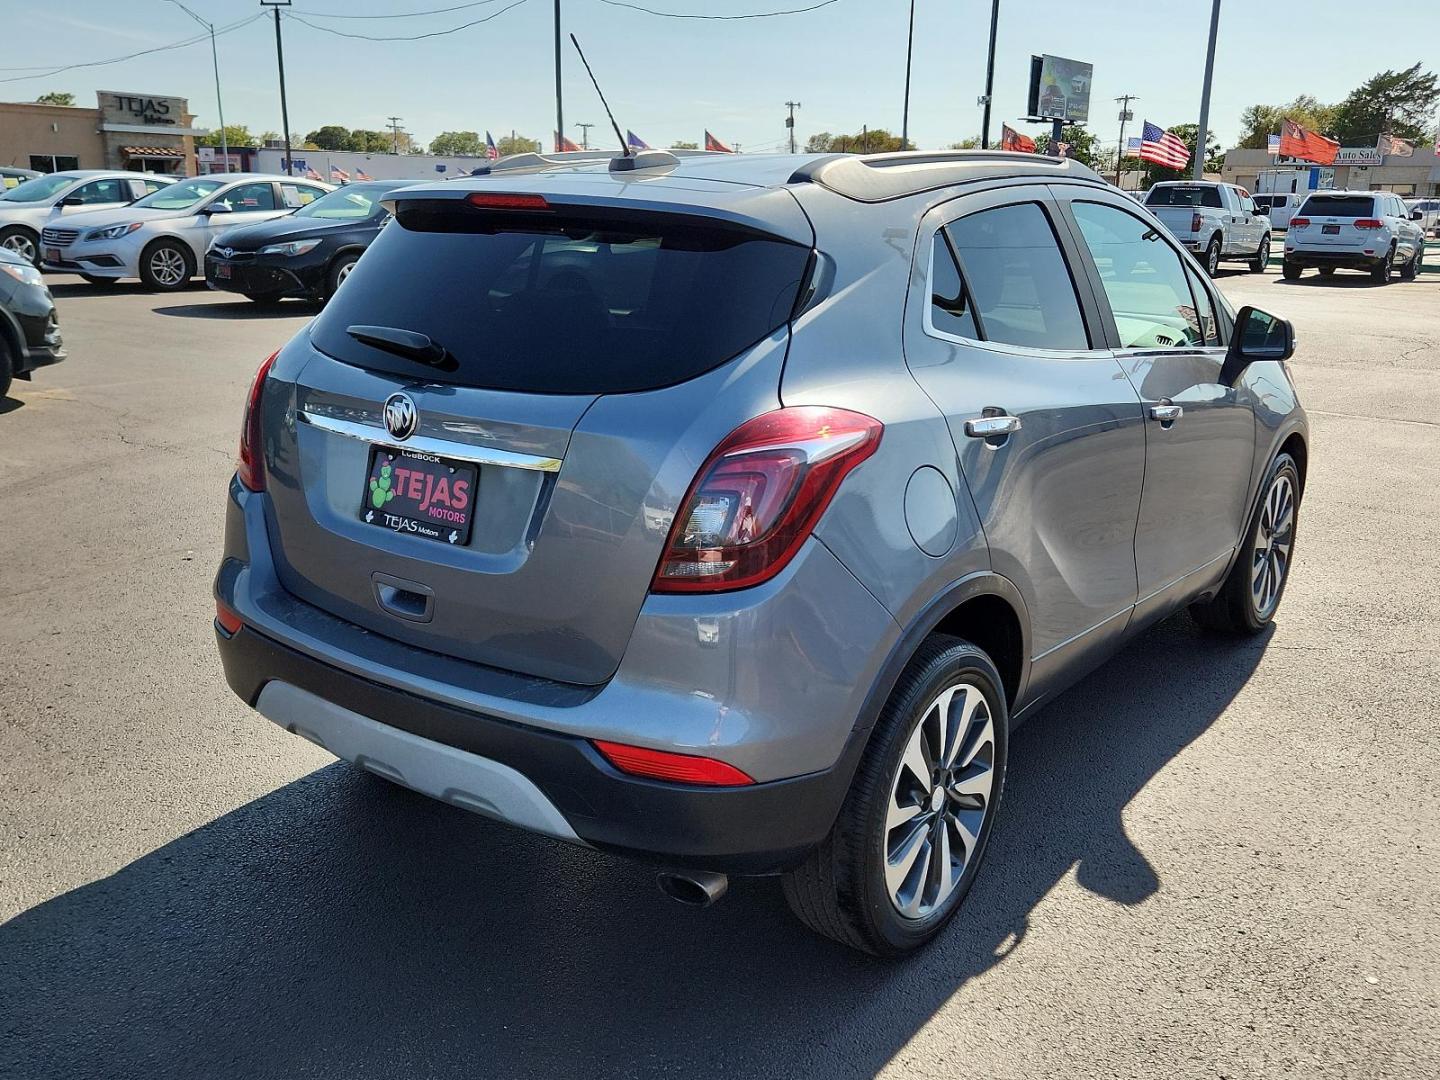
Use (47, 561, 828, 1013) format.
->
(656, 869, 728, 908)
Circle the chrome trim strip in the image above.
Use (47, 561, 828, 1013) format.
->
(298, 410, 563, 472)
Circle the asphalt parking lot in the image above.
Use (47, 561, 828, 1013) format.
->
(1, 266, 1437, 1079)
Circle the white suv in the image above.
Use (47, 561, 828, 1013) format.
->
(1283, 190, 1426, 282)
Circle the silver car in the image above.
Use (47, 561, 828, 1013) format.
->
(41, 173, 331, 291)
(0, 170, 173, 269)
(215, 150, 1308, 955)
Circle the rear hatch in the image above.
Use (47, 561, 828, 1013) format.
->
(260, 176, 813, 685)
(1293, 193, 1377, 247)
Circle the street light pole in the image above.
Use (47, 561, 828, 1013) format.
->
(166, 1, 227, 171)
(261, 1, 295, 176)
(1115, 93, 1137, 187)
(1194, 0, 1221, 180)
(900, 0, 915, 149)
(554, 0, 564, 152)
(980, 0, 1000, 149)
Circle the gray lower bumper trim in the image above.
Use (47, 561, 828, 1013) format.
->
(256, 681, 584, 844)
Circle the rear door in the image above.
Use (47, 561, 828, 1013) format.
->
(1058, 191, 1255, 609)
(259, 186, 813, 685)
(904, 187, 1145, 679)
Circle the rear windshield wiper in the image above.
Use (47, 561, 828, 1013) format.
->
(346, 325, 457, 371)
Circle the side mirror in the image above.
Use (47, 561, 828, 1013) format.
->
(1222, 305, 1294, 386)
(59, 195, 84, 207)
(202, 202, 232, 215)
(1411, 209, 1424, 221)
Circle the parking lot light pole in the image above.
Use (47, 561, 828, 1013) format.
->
(166, 1, 227, 171)
(901, 0, 915, 149)
(1194, 0, 1221, 180)
(261, 0, 295, 176)
(980, 0, 999, 149)
(554, 0, 563, 153)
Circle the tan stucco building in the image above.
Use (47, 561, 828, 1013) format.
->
(0, 90, 204, 175)
(1222, 146, 1440, 197)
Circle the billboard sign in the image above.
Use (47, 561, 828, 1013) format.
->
(1027, 54, 1093, 124)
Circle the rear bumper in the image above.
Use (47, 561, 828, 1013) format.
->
(1284, 248, 1384, 269)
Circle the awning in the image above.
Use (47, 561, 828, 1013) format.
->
(121, 146, 185, 159)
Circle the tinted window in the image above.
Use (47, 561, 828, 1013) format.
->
(1252, 195, 1276, 208)
(929, 233, 979, 340)
(310, 200, 811, 394)
(1071, 201, 1209, 350)
(293, 183, 387, 219)
(216, 182, 277, 212)
(1184, 264, 1219, 347)
(944, 202, 1089, 351)
(1145, 186, 1223, 208)
(73, 178, 127, 205)
(1298, 194, 1374, 218)
(280, 183, 323, 209)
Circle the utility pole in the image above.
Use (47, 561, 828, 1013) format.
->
(167, 2, 227, 172)
(553, 0, 564, 152)
(901, 0, 915, 149)
(576, 122, 594, 150)
(1194, 0, 1221, 180)
(260, 1, 294, 175)
(785, 100, 801, 154)
(1114, 94, 1137, 187)
(979, 0, 1000, 148)
(387, 116, 404, 155)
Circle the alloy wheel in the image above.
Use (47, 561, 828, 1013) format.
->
(2, 233, 36, 263)
(336, 260, 355, 286)
(150, 247, 187, 287)
(1251, 472, 1295, 619)
(1207, 242, 1220, 275)
(885, 681, 996, 919)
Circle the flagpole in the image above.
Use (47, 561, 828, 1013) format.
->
(1193, 0, 1221, 180)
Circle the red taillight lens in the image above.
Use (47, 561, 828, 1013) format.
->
(1190, 212, 1203, 232)
(1353, 218, 1382, 229)
(592, 740, 755, 786)
(651, 406, 882, 593)
(465, 191, 551, 211)
(215, 599, 243, 635)
(1290, 217, 1310, 228)
(237, 350, 279, 492)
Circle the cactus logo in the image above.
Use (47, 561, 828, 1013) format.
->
(383, 392, 418, 441)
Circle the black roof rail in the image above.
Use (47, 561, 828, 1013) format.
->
(789, 149, 1108, 203)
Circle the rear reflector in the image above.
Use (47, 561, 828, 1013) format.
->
(465, 192, 551, 211)
(592, 740, 755, 787)
(215, 600, 243, 635)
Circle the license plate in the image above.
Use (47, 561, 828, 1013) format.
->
(1322, 224, 1340, 235)
(215, 263, 231, 279)
(44, 247, 60, 263)
(359, 446, 477, 545)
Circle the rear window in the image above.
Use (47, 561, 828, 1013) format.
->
(311, 199, 810, 394)
(1298, 195, 1374, 218)
(1145, 186, 1223, 208)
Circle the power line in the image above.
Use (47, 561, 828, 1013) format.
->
(281, 0, 530, 41)
(595, 0, 842, 19)
(0, 13, 264, 80)
(288, 0, 512, 18)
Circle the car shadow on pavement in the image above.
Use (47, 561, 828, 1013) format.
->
(0, 395, 24, 415)
(153, 300, 323, 320)
(45, 281, 170, 299)
(0, 614, 1271, 1080)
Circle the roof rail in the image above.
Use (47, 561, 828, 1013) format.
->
(471, 147, 724, 178)
(789, 149, 1107, 203)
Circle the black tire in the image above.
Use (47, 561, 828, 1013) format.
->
(1204, 236, 1222, 277)
(1399, 245, 1421, 281)
(0, 334, 13, 399)
(1249, 235, 1271, 273)
(0, 225, 39, 266)
(138, 238, 194, 292)
(1191, 452, 1301, 635)
(1318, 267, 1336, 278)
(79, 274, 118, 287)
(325, 251, 360, 301)
(782, 635, 1009, 956)
(1282, 260, 1303, 281)
(1371, 245, 1394, 283)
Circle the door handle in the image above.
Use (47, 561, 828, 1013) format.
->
(1149, 404, 1183, 423)
(964, 414, 1022, 438)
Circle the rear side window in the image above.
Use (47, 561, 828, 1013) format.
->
(1145, 186, 1223, 208)
(1298, 195, 1374, 218)
(1253, 195, 1275, 208)
(929, 233, 979, 340)
(944, 202, 1089, 351)
(310, 199, 811, 394)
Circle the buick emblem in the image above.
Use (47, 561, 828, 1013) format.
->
(383, 392, 418, 441)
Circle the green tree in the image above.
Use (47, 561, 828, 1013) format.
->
(1237, 95, 1336, 149)
(1134, 124, 1221, 185)
(805, 128, 905, 153)
(1330, 63, 1439, 144)
(429, 130, 484, 156)
(946, 137, 982, 149)
(1033, 126, 1103, 169)
(212, 124, 258, 148)
(346, 129, 390, 153)
(36, 91, 75, 106)
(495, 133, 541, 156)
(305, 125, 352, 151)
(671, 140, 699, 150)
(257, 131, 280, 145)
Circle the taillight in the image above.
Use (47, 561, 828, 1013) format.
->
(1290, 217, 1310, 228)
(1190, 212, 1203, 233)
(465, 191, 550, 211)
(1353, 218, 1382, 229)
(237, 350, 279, 492)
(651, 406, 882, 593)
(592, 740, 755, 786)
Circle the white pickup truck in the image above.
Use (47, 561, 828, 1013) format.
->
(1143, 181, 1272, 276)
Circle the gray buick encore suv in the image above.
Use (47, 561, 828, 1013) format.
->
(215, 150, 1307, 955)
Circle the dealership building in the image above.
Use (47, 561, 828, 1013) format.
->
(0, 90, 204, 175)
(1222, 146, 1440, 197)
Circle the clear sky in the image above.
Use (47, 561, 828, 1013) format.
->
(8, 0, 1439, 155)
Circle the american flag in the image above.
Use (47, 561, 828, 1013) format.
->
(485, 131, 499, 161)
(354, 168, 372, 181)
(1267, 134, 1281, 154)
(329, 164, 350, 182)
(1124, 135, 1142, 156)
(1139, 121, 1190, 169)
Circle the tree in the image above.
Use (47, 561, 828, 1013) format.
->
(671, 140, 699, 150)
(946, 137, 982, 149)
(1237, 95, 1336, 149)
(495, 133, 540, 156)
(1033, 126, 1103, 169)
(305, 125, 351, 151)
(805, 128, 905, 153)
(212, 124, 258, 148)
(36, 91, 75, 106)
(1330, 63, 1439, 144)
(257, 131, 280, 146)
(347, 129, 391, 153)
(1134, 124, 1221, 185)
(430, 130, 485, 156)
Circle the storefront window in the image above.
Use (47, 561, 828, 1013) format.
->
(29, 155, 79, 174)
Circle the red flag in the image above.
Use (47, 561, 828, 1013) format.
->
(555, 132, 581, 152)
(1278, 119, 1338, 165)
(1000, 124, 1036, 153)
(704, 130, 733, 153)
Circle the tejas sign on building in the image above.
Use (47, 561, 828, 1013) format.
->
(109, 94, 176, 126)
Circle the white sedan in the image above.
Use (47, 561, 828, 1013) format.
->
(40, 173, 332, 291)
